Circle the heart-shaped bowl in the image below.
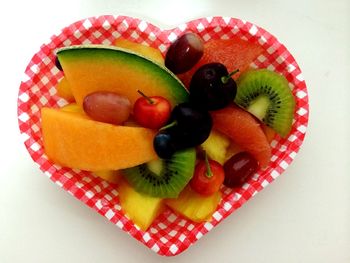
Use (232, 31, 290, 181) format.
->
(18, 15, 309, 256)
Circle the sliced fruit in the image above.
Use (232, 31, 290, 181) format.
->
(114, 38, 164, 64)
(118, 179, 165, 231)
(60, 103, 84, 114)
(56, 45, 188, 107)
(165, 186, 221, 223)
(201, 129, 231, 165)
(93, 170, 122, 184)
(41, 107, 157, 171)
(211, 104, 271, 168)
(261, 124, 276, 143)
(122, 148, 196, 198)
(235, 69, 295, 137)
(56, 77, 74, 102)
(178, 37, 263, 88)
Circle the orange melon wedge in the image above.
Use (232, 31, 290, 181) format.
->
(56, 45, 188, 108)
(56, 77, 75, 102)
(41, 107, 157, 171)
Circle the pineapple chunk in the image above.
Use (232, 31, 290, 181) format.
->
(93, 170, 122, 184)
(118, 179, 165, 231)
(165, 186, 221, 223)
(201, 130, 231, 165)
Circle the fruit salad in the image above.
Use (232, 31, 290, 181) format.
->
(42, 30, 296, 230)
(18, 16, 308, 256)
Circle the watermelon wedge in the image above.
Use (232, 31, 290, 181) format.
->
(177, 37, 263, 88)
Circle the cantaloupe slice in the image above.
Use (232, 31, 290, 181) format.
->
(56, 77, 75, 102)
(114, 38, 164, 64)
(56, 45, 188, 107)
(118, 179, 165, 231)
(93, 170, 123, 184)
(41, 107, 157, 171)
(60, 103, 84, 114)
(56, 41, 165, 103)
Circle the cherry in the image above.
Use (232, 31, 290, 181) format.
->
(190, 152, 225, 196)
(133, 90, 171, 129)
(189, 63, 238, 110)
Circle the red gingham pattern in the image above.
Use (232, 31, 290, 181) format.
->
(17, 15, 309, 256)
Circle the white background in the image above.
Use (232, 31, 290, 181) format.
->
(1, 0, 349, 262)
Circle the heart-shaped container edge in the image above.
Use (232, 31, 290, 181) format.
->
(17, 15, 309, 256)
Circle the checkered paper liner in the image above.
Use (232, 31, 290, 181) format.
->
(17, 15, 309, 256)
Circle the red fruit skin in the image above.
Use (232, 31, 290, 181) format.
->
(83, 91, 131, 125)
(190, 160, 225, 196)
(133, 96, 171, 129)
(223, 152, 259, 188)
(211, 105, 271, 168)
(165, 32, 204, 74)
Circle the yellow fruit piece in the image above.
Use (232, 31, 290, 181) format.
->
(57, 77, 75, 102)
(41, 107, 157, 171)
(114, 38, 164, 64)
(201, 130, 231, 165)
(165, 186, 221, 223)
(93, 170, 122, 184)
(118, 179, 165, 231)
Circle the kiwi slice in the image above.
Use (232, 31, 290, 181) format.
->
(235, 69, 295, 137)
(122, 148, 196, 198)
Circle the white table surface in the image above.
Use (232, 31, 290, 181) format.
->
(1, 0, 349, 262)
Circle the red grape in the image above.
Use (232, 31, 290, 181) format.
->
(165, 32, 204, 74)
(223, 152, 258, 187)
(83, 91, 131, 125)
